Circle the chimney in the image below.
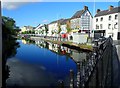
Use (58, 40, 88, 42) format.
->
(109, 5, 114, 11)
(96, 9, 101, 13)
(84, 6, 88, 10)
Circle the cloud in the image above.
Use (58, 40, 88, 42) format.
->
(42, 20, 49, 23)
(1, 0, 118, 10)
(2, 2, 25, 10)
(1, 0, 43, 10)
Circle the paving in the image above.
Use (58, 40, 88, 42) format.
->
(113, 40, 120, 88)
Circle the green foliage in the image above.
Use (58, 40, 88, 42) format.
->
(51, 30, 54, 35)
(66, 24, 72, 33)
(2, 16, 20, 85)
(67, 28, 72, 33)
(2, 16, 20, 59)
(58, 24, 61, 34)
(2, 16, 20, 36)
(44, 24, 48, 35)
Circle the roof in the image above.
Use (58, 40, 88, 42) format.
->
(95, 6, 120, 17)
(71, 10, 85, 19)
(60, 18, 70, 25)
(49, 19, 65, 24)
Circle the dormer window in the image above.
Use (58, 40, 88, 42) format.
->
(109, 16, 111, 20)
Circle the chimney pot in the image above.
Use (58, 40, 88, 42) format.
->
(84, 6, 88, 10)
(109, 5, 114, 11)
(97, 9, 101, 13)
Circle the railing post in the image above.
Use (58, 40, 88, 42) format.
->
(70, 69, 74, 88)
(81, 59, 85, 87)
(58, 80, 64, 88)
(77, 62, 81, 88)
(96, 64, 99, 88)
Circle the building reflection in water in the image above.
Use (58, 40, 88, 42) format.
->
(28, 39, 92, 63)
(21, 39, 27, 44)
(20, 39, 92, 87)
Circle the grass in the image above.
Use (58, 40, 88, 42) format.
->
(41, 38, 93, 51)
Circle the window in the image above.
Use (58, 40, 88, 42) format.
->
(96, 25, 99, 29)
(115, 15, 118, 20)
(114, 23, 118, 29)
(100, 24, 103, 29)
(101, 17, 103, 21)
(85, 13, 88, 16)
(96, 18, 98, 22)
(108, 24, 111, 29)
(109, 16, 111, 20)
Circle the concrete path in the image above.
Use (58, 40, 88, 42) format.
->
(113, 41, 120, 88)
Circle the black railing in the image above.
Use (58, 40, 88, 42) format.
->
(58, 36, 113, 88)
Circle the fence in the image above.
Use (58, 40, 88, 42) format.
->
(58, 36, 113, 88)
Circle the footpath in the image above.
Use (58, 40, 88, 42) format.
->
(113, 40, 120, 88)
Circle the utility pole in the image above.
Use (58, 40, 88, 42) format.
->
(92, 0, 96, 39)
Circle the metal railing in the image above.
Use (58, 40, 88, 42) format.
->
(58, 36, 113, 88)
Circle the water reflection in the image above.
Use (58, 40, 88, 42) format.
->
(6, 39, 92, 87)
(33, 39, 92, 63)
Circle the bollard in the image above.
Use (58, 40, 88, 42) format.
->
(70, 69, 74, 88)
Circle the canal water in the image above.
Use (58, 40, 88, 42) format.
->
(6, 39, 92, 87)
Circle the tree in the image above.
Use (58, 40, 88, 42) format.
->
(2, 16, 20, 87)
(51, 30, 54, 35)
(32, 30, 35, 34)
(67, 27, 72, 33)
(58, 24, 61, 34)
(66, 23, 72, 33)
(2, 16, 20, 58)
(44, 24, 48, 36)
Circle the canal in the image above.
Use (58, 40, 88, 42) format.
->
(6, 39, 92, 87)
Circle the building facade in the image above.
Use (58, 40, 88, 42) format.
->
(94, 6, 120, 40)
(34, 24, 48, 36)
(60, 19, 70, 34)
(70, 6, 93, 36)
(20, 26, 34, 33)
(48, 19, 64, 36)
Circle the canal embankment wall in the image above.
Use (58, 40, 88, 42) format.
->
(30, 36, 93, 52)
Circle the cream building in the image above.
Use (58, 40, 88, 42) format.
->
(48, 19, 64, 36)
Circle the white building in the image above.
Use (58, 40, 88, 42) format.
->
(20, 26, 34, 33)
(94, 6, 120, 40)
(70, 6, 93, 37)
(60, 18, 70, 34)
(48, 19, 64, 36)
(34, 24, 48, 36)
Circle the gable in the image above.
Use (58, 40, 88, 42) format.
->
(81, 10, 93, 18)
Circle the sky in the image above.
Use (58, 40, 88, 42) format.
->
(2, 2, 119, 28)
